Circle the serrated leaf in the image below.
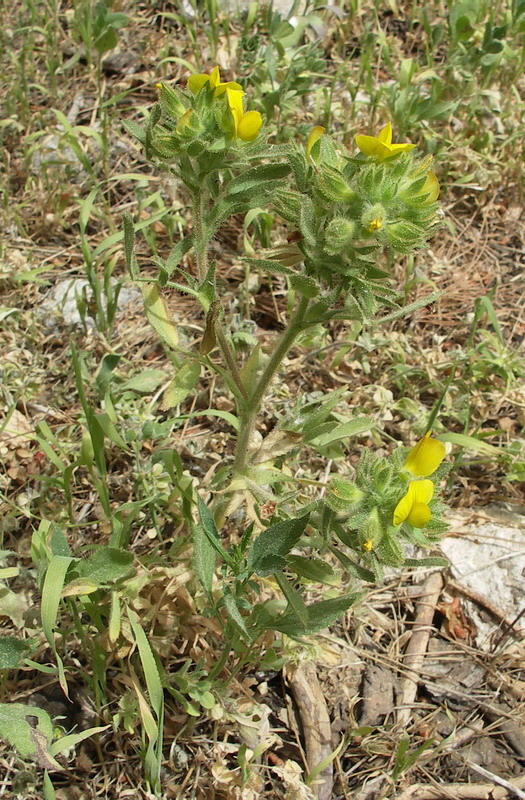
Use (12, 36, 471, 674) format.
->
(142, 283, 179, 349)
(161, 361, 200, 410)
(248, 515, 310, 576)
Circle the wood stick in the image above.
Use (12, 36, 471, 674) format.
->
(397, 572, 444, 726)
(286, 661, 334, 800)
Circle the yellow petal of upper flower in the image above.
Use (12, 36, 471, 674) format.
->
(355, 122, 416, 160)
(237, 110, 263, 142)
(404, 432, 446, 477)
(355, 134, 393, 159)
(393, 484, 414, 526)
(214, 81, 243, 96)
(407, 502, 431, 527)
(188, 73, 212, 94)
(377, 122, 393, 145)
(306, 125, 325, 158)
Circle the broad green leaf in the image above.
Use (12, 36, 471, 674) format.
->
(142, 283, 179, 349)
(79, 548, 134, 586)
(270, 593, 361, 636)
(286, 555, 340, 586)
(0, 703, 60, 770)
(309, 417, 373, 447)
(0, 637, 33, 669)
(120, 369, 166, 394)
(248, 515, 310, 577)
(161, 361, 200, 410)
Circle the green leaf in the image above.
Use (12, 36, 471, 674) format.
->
(120, 369, 166, 394)
(404, 557, 449, 568)
(309, 417, 374, 447)
(0, 637, 33, 669)
(286, 555, 339, 585)
(49, 725, 110, 758)
(248, 515, 310, 577)
(223, 593, 249, 637)
(225, 164, 291, 196)
(123, 213, 139, 279)
(274, 572, 308, 627)
(197, 496, 233, 566)
(161, 361, 200, 410)
(41, 555, 75, 695)
(0, 703, 60, 770)
(269, 593, 361, 636)
(438, 432, 501, 456)
(142, 283, 179, 349)
(193, 524, 216, 596)
(79, 548, 134, 586)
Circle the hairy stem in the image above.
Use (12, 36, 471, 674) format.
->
(234, 294, 310, 471)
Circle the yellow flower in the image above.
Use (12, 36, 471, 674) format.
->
(363, 539, 374, 551)
(187, 66, 243, 97)
(393, 479, 434, 528)
(404, 431, 446, 477)
(306, 126, 325, 160)
(355, 122, 416, 160)
(226, 88, 263, 142)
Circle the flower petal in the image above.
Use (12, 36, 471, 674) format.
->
(410, 479, 435, 505)
(209, 66, 221, 88)
(386, 142, 416, 157)
(187, 73, 210, 94)
(355, 134, 392, 159)
(404, 432, 446, 477)
(226, 88, 244, 132)
(393, 484, 414, 526)
(407, 502, 431, 527)
(306, 125, 325, 158)
(237, 110, 263, 142)
(214, 81, 243, 96)
(377, 122, 393, 145)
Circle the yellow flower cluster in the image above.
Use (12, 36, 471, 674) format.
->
(188, 66, 263, 143)
(393, 432, 446, 528)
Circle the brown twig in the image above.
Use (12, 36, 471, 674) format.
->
(286, 661, 334, 800)
(397, 572, 444, 726)
(396, 772, 525, 800)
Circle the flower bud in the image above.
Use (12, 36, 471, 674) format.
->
(156, 82, 188, 119)
(324, 218, 355, 254)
